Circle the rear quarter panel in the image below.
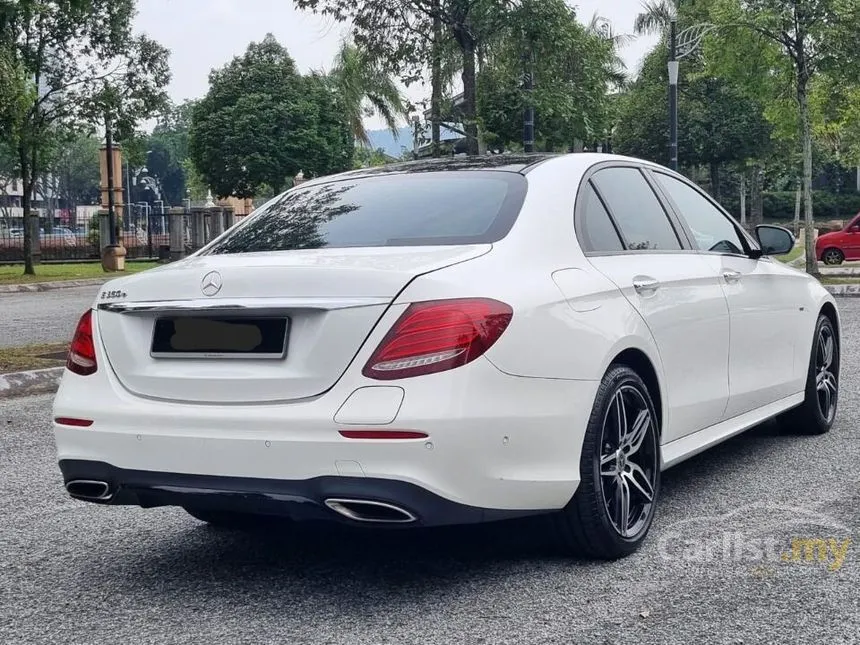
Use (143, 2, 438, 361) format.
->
(393, 156, 669, 430)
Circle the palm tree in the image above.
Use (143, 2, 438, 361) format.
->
(330, 40, 406, 147)
(586, 13, 634, 90)
(633, 0, 678, 36)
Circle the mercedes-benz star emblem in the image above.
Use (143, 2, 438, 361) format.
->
(201, 271, 222, 297)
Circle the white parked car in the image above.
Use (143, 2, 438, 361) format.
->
(53, 154, 840, 559)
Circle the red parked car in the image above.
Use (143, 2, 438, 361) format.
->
(816, 211, 860, 264)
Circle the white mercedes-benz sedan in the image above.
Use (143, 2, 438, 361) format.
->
(53, 154, 840, 559)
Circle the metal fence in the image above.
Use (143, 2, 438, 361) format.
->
(0, 206, 235, 263)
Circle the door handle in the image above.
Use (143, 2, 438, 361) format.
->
(633, 277, 660, 294)
(722, 270, 742, 284)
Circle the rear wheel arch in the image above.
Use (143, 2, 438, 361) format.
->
(609, 348, 663, 438)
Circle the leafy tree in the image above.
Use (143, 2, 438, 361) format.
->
(180, 159, 208, 201)
(810, 77, 860, 170)
(613, 45, 771, 200)
(144, 101, 197, 205)
(353, 146, 391, 168)
(683, 77, 772, 201)
(710, 0, 860, 275)
(634, 0, 679, 35)
(295, 0, 517, 156)
(477, 2, 625, 152)
(330, 41, 406, 146)
(51, 132, 100, 215)
(0, 0, 170, 274)
(189, 34, 353, 199)
(301, 72, 356, 175)
(327, 3, 460, 157)
(0, 141, 19, 230)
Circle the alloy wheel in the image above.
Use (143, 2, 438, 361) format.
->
(815, 325, 838, 423)
(598, 385, 659, 539)
(823, 249, 843, 265)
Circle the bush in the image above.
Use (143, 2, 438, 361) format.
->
(722, 191, 860, 222)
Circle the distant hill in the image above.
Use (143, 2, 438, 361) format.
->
(366, 127, 413, 158)
(366, 126, 462, 158)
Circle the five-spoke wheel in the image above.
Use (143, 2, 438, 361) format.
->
(598, 386, 658, 539)
(815, 323, 838, 423)
(553, 365, 660, 559)
(822, 248, 844, 265)
(780, 314, 839, 435)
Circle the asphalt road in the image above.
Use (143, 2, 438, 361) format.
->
(1, 304, 859, 644)
(0, 285, 98, 348)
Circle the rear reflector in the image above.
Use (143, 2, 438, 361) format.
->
(54, 417, 94, 427)
(67, 310, 97, 376)
(362, 298, 513, 380)
(339, 430, 428, 440)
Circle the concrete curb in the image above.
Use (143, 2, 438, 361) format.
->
(0, 278, 109, 294)
(0, 367, 63, 400)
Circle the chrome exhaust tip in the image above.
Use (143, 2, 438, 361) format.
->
(324, 498, 416, 524)
(66, 480, 112, 501)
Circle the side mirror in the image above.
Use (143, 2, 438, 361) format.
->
(755, 225, 795, 256)
(849, 225, 860, 233)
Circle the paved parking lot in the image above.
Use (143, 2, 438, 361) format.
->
(1, 302, 859, 644)
(0, 286, 97, 348)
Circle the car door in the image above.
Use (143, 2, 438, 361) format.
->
(841, 214, 860, 260)
(649, 170, 806, 419)
(580, 164, 732, 443)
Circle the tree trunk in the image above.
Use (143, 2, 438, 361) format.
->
(798, 69, 818, 276)
(431, 10, 442, 158)
(19, 146, 35, 275)
(458, 33, 479, 156)
(750, 165, 763, 228)
(793, 180, 802, 237)
(739, 173, 746, 226)
(709, 162, 721, 202)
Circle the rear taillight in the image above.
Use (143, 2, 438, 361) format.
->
(362, 298, 512, 380)
(67, 310, 97, 376)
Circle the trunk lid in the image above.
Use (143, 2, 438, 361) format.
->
(96, 246, 490, 404)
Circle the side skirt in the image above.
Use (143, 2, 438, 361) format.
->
(661, 392, 805, 470)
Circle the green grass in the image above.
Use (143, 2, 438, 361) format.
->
(0, 261, 158, 285)
(776, 246, 804, 263)
(0, 342, 68, 373)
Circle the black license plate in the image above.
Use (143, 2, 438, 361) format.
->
(151, 316, 289, 359)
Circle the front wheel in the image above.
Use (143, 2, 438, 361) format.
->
(822, 248, 844, 265)
(552, 365, 661, 559)
(779, 314, 839, 435)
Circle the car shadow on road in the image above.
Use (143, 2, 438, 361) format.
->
(76, 418, 821, 603)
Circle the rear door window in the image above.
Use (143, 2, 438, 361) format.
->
(205, 171, 527, 254)
(591, 167, 682, 251)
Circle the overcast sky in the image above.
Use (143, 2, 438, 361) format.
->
(134, 0, 658, 129)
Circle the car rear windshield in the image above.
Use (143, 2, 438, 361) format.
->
(204, 171, 527, 254)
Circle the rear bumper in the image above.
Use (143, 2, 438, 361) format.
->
(54, 348, 599, 514)
(59, 459, 542, 527)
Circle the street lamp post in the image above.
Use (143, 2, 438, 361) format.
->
(668, 17, 679, 172)
(523, 43, 535, 153)
(667, 21, 724, 174)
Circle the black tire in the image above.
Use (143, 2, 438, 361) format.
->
(779, 314, 839, 435)
(184, 507, 279, 530)
(822, 248, 844, 265)
(552, 365, 661, 559)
